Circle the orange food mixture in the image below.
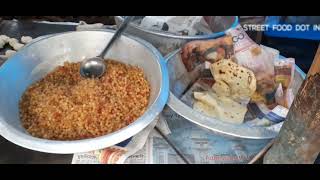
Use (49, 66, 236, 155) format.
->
(19, 60, 150, 140)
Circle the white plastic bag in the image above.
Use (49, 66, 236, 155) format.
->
(140, 16, 203, 36)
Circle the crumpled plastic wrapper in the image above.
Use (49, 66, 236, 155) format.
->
(227, 25, 278, 106)
(139, 16, 211, 36)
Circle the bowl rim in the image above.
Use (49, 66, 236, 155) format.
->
(0, 30, 169, 154)
(115, 16, 239, 40)
(165, 48, 306, 140)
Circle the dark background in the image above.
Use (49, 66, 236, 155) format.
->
(1, 16, 317, 73)
(0, 16, 116, 24)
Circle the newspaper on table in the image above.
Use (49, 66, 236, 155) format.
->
(71, 107, 285, 164)
(161, 106, 270, 164)
(124, 129, 185, 164)
(108, 108, 276, 164)
(72, 116, 185, 164)
(72, 117, 159, 164)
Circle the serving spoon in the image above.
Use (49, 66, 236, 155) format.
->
(80, 16, 135, 78)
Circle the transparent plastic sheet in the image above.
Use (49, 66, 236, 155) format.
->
(275, 58, 295, 89)
(274, 58, 295, 108)
(227, 25, 277, 106)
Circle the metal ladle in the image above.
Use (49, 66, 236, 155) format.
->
(80, 16, 135, 78)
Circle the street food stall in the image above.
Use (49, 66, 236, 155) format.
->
(0, 16, 319, 164)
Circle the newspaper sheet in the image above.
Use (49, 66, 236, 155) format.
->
(72, 117, 159, 164)
(161, 106, 271, 164)
(72, 126, 185, 164)
(124, 130, 185, 164)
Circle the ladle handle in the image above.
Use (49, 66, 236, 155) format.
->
(99, 16, 135, 58)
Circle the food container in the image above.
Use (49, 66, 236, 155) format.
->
(165, 49, 306, 140)
(0, 30, 169, 154)
(114, 16, 239, 56)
